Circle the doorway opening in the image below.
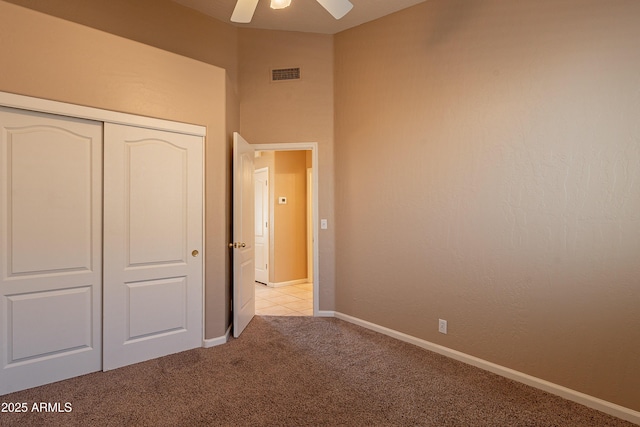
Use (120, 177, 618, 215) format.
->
(232, 136, 320, 336)
(253, 144, 318, 317)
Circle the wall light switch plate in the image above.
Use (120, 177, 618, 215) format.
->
(320, 219, 328, 230)
(278, 196, 287, 204)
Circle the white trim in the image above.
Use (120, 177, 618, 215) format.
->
(306, 167, 313, 283)
(332, 312, 640, 425)
(267, 278, 308, 288)
(202, 325, 232, 348)
(317, 310, 336, 318)
(255, 143, 319, 317)
(201, 136, 207, 349)
(0, 91, 206, 136)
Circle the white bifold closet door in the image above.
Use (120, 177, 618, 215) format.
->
(103, 123, 203, 371)
(0, 107, 103, 395)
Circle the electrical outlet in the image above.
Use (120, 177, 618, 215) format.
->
(438, 319, 447, 334)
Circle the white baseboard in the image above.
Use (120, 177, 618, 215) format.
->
(202, 324, 232, 348)
(316, 310, 336, 318)
(268, 278, 309, 288)
(332, 311, 640, 425)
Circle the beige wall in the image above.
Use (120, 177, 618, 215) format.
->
(0, 1, 230, 338)
(334, 0, 640, 411)
(273, 151, 308, 283)
(2, 0, 239, 90)
(239, 29, 335, 309)
(255, 151, 275, 171)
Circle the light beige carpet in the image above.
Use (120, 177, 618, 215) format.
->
(0, 316, 634, 426)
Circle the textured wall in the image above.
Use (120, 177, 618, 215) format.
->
(238, 29, 336, 310)
(2, 0, 238, 89)
(335, 0, 640, 411)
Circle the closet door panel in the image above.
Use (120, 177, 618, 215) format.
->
(127, 141, 187, 266)
(9, 127, 93, 274)
(0, 107, 102, 395)
(126, 277, 187, 339)
(103, 123, 203, 371)
(8, 286, 93, 360)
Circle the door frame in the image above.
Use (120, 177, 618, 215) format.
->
(255, 143, 319, 316)
(307, 167, 313, 283)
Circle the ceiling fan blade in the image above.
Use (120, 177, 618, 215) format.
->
(316, 0, 353, 20)
(231, 0, 260, 23)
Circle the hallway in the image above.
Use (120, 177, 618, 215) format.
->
(255, 282, 313, 316)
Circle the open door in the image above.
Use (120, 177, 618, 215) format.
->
(232, 132, 255, 337)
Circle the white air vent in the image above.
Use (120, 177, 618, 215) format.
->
(271, 67, 301, 82)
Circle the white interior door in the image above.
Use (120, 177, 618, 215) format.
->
(0, 107, 102, 394)
(254, 167, 269, 285)
(233, 132, 255, 337)
(103, 123, 203, 371)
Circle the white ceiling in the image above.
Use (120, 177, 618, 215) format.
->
(172, 0, 427, 34)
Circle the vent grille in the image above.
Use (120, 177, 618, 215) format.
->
(271, 67, 301, 82)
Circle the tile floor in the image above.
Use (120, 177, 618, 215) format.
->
(255, 282, 313, 316)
